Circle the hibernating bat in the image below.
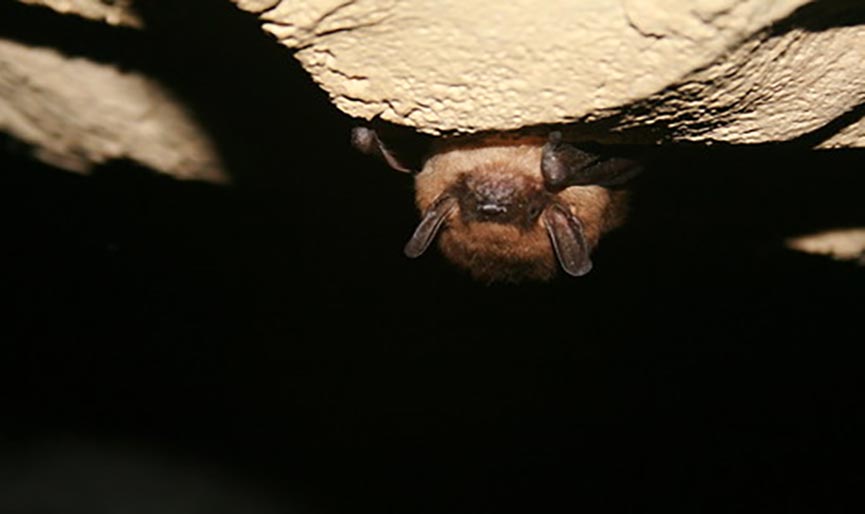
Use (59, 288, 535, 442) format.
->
(351, 126, 642, 282)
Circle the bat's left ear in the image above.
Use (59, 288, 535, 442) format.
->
(351, 126, 417, 174)
(542, 203, 593, 277)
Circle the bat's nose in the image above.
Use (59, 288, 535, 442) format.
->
(458, 174, 529, 223)
(477, 202, 508, 215)
(473, 181, 515, 218)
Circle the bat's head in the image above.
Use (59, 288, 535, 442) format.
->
(352, 128, 637, 282)
(410, 137, 626, 282)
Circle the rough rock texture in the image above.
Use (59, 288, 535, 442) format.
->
(236, 0, 865, 147)
(787, 228, 865, 264)
(6, 0, 862, 183)
(0, 37, 226, 182)
(233, 0, 280, 14)
(18, 0, 142, 27)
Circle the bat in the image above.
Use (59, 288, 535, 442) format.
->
(351, 126, 641, 282)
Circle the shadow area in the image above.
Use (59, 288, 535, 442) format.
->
(773, 0, 865, 32)
(2, 133, 864, 513)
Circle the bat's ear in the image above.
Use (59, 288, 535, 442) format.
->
(541, 131, 641, 190)
(351, 124, 432, 174)
(404, 195, 457, 258)
(542, 203, 593, 277)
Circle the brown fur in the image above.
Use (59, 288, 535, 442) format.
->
(413, 135, 628, 282)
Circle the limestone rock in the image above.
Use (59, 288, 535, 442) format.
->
(235, 0, 865, 147)
(0, 37, 226, 182)
(787, 228, 865, 264)
(18, 0, 142, 28)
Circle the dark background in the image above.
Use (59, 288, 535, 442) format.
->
(1, 2, 864, 513)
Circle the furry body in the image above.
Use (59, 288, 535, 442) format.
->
(351, 127, 636, 282)
(415, 136, 627, 282)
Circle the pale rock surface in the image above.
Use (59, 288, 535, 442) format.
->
(233, 0, 281, 13)
(236, 0, 865, 147)
(0, 38, 226, 182)
(787, 228, 865, 264)
(18, 0, 142, 27)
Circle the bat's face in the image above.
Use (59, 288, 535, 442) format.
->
(351, 128, 639, 282)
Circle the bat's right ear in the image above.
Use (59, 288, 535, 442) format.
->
(351, 126, 416, 174)
(404, 195, 457, 258)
